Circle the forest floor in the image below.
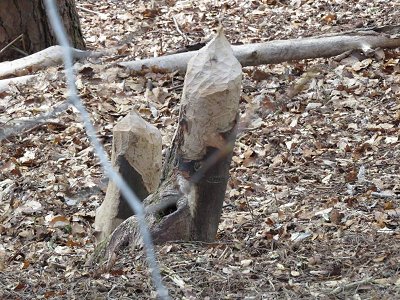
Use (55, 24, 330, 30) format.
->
(1, 0, 399, 299)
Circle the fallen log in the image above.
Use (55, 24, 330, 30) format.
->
(2, 25, 398, 91)
(0, 74, 36, 92)
(119, 25, 400, 73)
(0, 45, 94, 80)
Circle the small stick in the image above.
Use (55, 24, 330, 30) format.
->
(76, 4, 106, 18)
(0, 34, 23, 55)
(10, 46, 29, 56)
(172, 16, 193, 42)
(329, 277, 373, 295)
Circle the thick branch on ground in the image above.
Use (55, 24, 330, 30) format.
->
(2, 25, 398, 92)
(0, 75, 36, 92)
(92, 29, 242, 270)
(119, 25, 400, 73)
(0, 46, 92, 80)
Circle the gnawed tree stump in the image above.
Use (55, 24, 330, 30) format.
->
(94, 111, 162, 242)
(92, 28, 242, 270)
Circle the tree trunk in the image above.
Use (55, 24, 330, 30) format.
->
(92, 29, 242, 271)
(0, 0, 85, 62)
(149, 28, 242, 243)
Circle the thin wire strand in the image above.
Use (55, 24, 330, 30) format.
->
(43, 1, 169, 298)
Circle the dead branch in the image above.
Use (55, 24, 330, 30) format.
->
(119, 25, 400, 73)
(0, 75, 37, 92)
(0, 46, 95, 80)
(328, 277, 373, 295)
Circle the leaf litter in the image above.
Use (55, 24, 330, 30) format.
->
(0, 0, 399, 299)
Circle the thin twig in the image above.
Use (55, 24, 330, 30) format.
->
(196, 266, 227, 279)
(10, 46, 29, 57)
(0, 34, 23, 55)
(245, 197, 256, 221)
(107, 285, 117, 299)
(328, 277, 373, 295)
(172, 16, 193, 42)
(76, 4, 106, 18)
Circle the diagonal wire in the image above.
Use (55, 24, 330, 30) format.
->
(43, 1, 169, 298)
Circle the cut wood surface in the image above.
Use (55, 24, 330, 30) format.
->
(119, 25, 400, 73)
(94, 111, 162, 242)
(93, 29, 242, 270)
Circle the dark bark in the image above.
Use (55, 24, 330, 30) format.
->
(0, 0, 85, 62)
(187, 134, 237, 241)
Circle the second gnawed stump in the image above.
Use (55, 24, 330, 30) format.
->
(94, 111, 162, 242)
(95, 28, 242, 269)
